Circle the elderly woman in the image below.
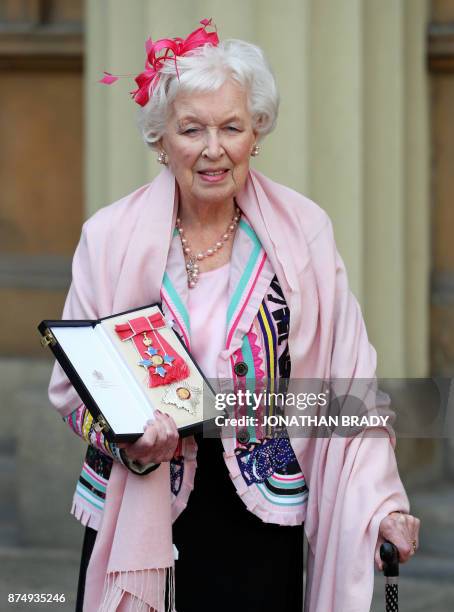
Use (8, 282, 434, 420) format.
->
(49, 19, 420, 612)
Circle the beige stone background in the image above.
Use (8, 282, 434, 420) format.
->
(0, 1, 453, 610)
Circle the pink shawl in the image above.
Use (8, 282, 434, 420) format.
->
(49, 167, 409, 611)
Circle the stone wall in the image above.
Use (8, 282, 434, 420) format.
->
(0, 358, 84, 550)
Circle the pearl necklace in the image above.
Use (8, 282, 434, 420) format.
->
(176, 206, 241, 288)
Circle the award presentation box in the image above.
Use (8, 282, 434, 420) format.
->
(38, 304, 218, 442)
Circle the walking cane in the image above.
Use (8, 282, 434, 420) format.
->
(380, 541, 399, 612)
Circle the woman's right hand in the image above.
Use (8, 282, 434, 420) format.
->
(118, 410, 179, 465)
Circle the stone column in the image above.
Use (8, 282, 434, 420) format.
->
(363, 0, 406, 377)
(308, 0, 364, 298)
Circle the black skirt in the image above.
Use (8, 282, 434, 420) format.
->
(76, 436, 304, 612)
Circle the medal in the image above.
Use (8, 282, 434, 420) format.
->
(115, 314, 190, 388)
(162, 382, 201, 414)
(138, 345, 175, 378)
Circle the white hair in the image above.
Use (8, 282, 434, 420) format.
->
(137, 39, 279, 149)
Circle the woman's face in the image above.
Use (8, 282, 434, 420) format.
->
(160, 79, 257, 210)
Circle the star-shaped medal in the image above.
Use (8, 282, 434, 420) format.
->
(137, 347, 175, 378)
(162, 382, 201, 414)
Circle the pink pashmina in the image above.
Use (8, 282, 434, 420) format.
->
(49, 168, 409, 611)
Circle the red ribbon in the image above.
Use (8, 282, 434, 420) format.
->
(115, 314, 190, 388)
(99, 18, 219, 107)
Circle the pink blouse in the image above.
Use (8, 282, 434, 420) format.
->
(187, 262, 230, 381)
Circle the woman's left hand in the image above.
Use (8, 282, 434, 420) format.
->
(375, 512, 420, 570)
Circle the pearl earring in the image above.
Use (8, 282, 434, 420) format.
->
(251, 144, 260, 157)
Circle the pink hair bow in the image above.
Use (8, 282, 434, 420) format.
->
(99, 18, 219, 107)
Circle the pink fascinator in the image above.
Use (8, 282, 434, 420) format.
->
(99, 18, 219, 107)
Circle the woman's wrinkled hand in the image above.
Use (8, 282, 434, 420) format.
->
(117, 410, 179, 465)
(375, 512, 421, 570)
